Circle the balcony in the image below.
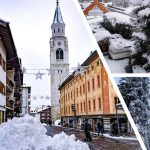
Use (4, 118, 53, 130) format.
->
(6, 99, 14, 110)
(6, 77, 14, 92)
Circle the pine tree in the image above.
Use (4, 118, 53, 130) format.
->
(118, 77, 150, 149)
(131, 0, 150, 72)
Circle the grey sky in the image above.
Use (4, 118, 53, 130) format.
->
(0, 0, 97, 109)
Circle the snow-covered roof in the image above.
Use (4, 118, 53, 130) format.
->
(53, 4, 64, 24)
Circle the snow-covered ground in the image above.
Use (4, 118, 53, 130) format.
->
(0, 115, 89, 150)
(104, 55, 129, 73)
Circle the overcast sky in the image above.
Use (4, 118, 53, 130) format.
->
(0, 0, 97, 109)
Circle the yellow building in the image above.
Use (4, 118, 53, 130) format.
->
(59, 50, 129, 133)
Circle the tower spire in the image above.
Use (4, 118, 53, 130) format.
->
(53, 0, 64, 23)
(56, 0, 59, 6)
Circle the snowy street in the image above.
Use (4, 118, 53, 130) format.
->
(45, 125, 141, 150)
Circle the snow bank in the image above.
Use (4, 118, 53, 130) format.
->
(104, 134, 138, 141)
(50, 132, 90, 150)
(54, 119, 61, 126)
(109, 35, 133, 52)
(0, 115, 90, 150)
(94, 27, 111, 41)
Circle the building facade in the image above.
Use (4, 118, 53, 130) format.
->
(59, 50, 129, 133)
(39, 107, 51, 124)
(20, 86, 31, 117)
(50, 1, 69, 122)
(0, 28, 6, 124)
(0, 19, 23, 122)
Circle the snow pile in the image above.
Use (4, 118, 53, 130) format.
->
(54, 119, 61, 126)
(104, 12, 131, 26)
(109, 35, 133, 52)
(104, 134, 138, 141)
(50, 132, 90, 150)
(94, 27, 111, 41)
(0, 115, 90, 150)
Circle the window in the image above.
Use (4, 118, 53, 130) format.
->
(81, 103, 82, 112)
(0, 81, 5, 95)
(84, 102, 86, 112)
(92, 79, 95, 90)
(62, 29, 63, 33)
(74, 90, 75, 98)
(77, 104, 79, 113)
(114, 97, 120, 107)
(66, 94, 67, 101)
(56, 48, 63, 59)
(80, 86, 82, 96)
(97, 76, 100, 87)
(68, 93, 70, 101)
(71, 91, 72, 100)
(93, 99, 96, 110)
(97, 61, 99, 66)
(69, 106, 70, 114)
(88, 101, 91, 111)
(88, 81, 90, 92)
(58, 28, 60, 32)
(98, 98, 101, 110)
(54, 29, 55, 33)
(83, 84, 85, 94)
(76, 88, 78, 97)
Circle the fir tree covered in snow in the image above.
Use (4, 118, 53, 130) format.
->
(131, 0, 150, 72)
(118, 77, 150, 149)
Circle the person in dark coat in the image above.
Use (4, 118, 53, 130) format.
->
(48, 119, 52, 126)
(83, 120, 92, 141)
(97, 120, 104, 136)
(111, 120, 118, 136)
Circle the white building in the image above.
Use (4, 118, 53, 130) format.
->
(20, 86, 31, 117)
(50, 0, 69, 122)
(0, 34, 6, 124)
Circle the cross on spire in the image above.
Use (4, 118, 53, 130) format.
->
(56, 0, 59, 5)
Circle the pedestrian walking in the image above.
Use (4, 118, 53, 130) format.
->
(97, 120, 104, 136)
(48, 119, 52, 126)
(83, 119, 92, 141)
(111, 120, 118, 136)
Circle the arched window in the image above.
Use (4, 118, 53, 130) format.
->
(56, 48, 63, 59)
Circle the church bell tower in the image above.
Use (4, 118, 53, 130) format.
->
(50, 0, 69, 121)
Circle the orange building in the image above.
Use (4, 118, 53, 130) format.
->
(59, 51, 128, 133)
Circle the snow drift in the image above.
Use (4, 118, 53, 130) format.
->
(0, 115, 90, 150)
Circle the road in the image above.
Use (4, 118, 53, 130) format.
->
(45, 125, 141, 150)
